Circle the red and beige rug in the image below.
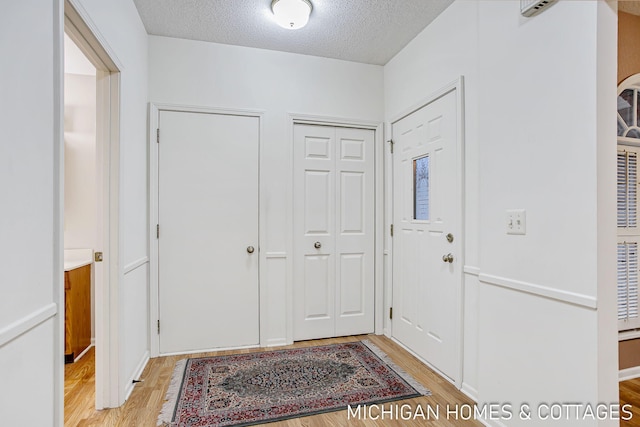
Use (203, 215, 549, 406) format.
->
(158, 340, 430, 427)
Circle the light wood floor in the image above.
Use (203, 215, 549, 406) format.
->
(621, 377, 640, 426)
(65, 335, 485, 426)
(66, 340, 640, 427)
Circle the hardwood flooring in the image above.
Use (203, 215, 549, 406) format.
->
(66, 340, 640, 426)
(621, 377, 640, 426)
(65, 335, 484, 426)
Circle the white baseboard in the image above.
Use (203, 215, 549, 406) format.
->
(264, 338, 288, 347)
(74, 344, 94, 363)
(620, 366, 640, 381)
(160, 344, 259, 358)
(460, 382, 478, 401)
(477, 418, 508, 427)
(123, 350, 150, 402)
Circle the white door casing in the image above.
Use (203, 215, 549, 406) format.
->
(157, 110, 260, 354)
(391, 86, 463, 384)
(293, 124, 375, 340)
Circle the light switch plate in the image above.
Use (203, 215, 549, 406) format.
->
(506, 209, 526, 235)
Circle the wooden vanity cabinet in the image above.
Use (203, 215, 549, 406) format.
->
(64, 264, 91, 363)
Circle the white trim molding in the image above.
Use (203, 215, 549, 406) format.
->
(460, 382, 478, 402)
(388, 77, 464, 125)
(619, 329, 640, 341)
(479, 272, 597, 309)
(620, 366, 640, 382)
(124, 257, 149, 275)
(463, 265, 481, 276)
(123, 350, 150, 401)
(0, 303, 57, 348)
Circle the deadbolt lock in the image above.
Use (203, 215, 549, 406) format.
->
(446, 233, 454, 243)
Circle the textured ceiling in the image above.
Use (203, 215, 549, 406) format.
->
(132, 0, 454, 65)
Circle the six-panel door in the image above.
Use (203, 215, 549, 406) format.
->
(293, 124, 375, 340)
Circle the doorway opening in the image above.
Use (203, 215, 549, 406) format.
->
(63, 0, 122, 412)
(63, 30, 98, 421)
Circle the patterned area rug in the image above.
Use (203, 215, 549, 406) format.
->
(158, 340, 430, 427)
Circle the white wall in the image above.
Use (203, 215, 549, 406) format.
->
(149, 36, 384, 346)
(0, 1, 63, 426)
(70, 0, 149, 405)
(476, 2, 616, 425)
(64, 73, 97, 250)
(384, 0, 618, 424)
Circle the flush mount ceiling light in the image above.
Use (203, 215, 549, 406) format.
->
(271, 0, 312, 30)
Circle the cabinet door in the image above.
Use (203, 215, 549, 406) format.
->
(65, 265, 92, 362)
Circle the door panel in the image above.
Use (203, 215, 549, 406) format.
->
(305, 171, 332, 233)
(339, 253, 365, 315)
(340, 172, 365, 233)
(293, 125, 374, 340)
(392, 90, 461, 382)
(335, 128, 374, 337)
(294, 125, 336, 340)
(303, 254, 332, 319)
(158, 110, 259, 354)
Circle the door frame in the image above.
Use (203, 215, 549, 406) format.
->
(149, 103, 265, 356)
(286, 114, 385, 343)
(387, 77, 466, 387)
(63, 0, 123, 409)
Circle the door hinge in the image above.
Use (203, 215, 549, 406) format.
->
(157, 319, 160, 334)
(156, 128, 160, 143)
(389, 307, 393, 319)
(389, 139, 394, 154)
(156, 224, 160, 239)
(390, 224, 394, 237)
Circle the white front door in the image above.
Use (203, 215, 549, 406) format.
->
(158, 110, 259, 354)
(392, 89, 462, 383)
(293, 124, 375, 341)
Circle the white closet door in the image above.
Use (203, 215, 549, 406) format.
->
(293, 124, 374, 341)
(392, 89, 462, 382)
(158, 110, 259, 354)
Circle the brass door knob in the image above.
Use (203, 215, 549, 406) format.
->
(247, 246, 255, 254)
(314, 242, 322, 249)
(442, 253, 454, 263)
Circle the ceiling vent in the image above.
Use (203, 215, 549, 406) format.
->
(521, 0, 556, 17)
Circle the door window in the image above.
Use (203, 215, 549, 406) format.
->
(413, 155, 430, 221)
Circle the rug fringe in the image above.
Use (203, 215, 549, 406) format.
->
(361, 340, 432, 396)
(157, 358, 188, 427)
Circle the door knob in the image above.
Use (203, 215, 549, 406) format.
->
(314, 242, 322, 249)
(247, 246, 255, 254)
(442, 253, 454, 263)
